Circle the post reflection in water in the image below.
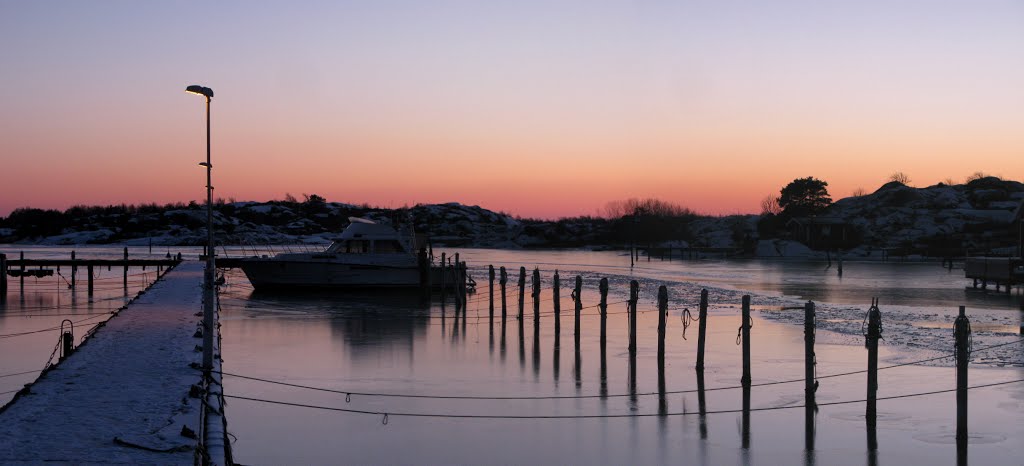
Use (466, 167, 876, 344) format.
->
(867, 411, 878, 466)
(552, 327, 560, 385)
(574, 334, 582, 390)
(518, 310, 525, 370)
(957, 433, 967, 466)
(532, 314, 540, 380)
(657, 356, 667, 417)
(599, 336, 608, 399)
(696, 370, 708, 439)
(460, 302, 466, 341)
(741, 384, 751, 451)
(499, 310, 507, 363)
(627, 349, 638, 410)
(804, 404, 816, 466)
(450, 304, 459, 342)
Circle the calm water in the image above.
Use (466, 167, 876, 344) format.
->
(2, 246, 1023, 464)
(217, 248, 1024, 464)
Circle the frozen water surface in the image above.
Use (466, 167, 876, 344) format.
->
(1, 246, 1021, 464)
(217, 248, 1024, 464)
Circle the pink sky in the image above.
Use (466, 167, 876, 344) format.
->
(2, 1, 1022, 219)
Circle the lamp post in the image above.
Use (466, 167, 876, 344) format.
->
(186, 84, 215, 375)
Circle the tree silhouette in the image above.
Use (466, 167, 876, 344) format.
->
(760, 195, 781, 215)
(779, 177, 832, 218)
(888, 171, 911, 185)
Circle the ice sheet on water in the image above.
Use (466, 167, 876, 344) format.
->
(758, 300, 1024, 367)
(567, 266, 1024, 368)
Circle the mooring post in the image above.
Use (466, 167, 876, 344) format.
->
(865, 298, 882, 427)
(462, 261, 469, 308)
(0, 253, 7, 303)
(70, 250, 76, 290)
(628, 280, 639, 353)
(60, 330, 74, 361)
(417, 249, 430, 305)
(573, 275, 583, 339)
(954, 305, 971, 444)
(122, 247, 129, 288)
(805, 300, 817, 410)
(488, 265, 495, 320)
(696, 289, 709, 372)
(87, 265, 94, 296)
(20, 251, 25, 293)
(460, 261, 468, 311)
(553, 271, 561, 340)
(741, 295, 752, 386)
(518, 266, 526, 320)
(500, 266, 508, 323)
(532, 267, 540, 322)
(599, 278, 608, 347)
(418, 249, 430, 303)
(657, 285, 668, 362)
(454, 253, 462, 310)
(574, 275, 583, 388)
(440, 252, 447, 303)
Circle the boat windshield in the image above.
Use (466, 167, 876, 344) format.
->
(324, 239, 407, 254)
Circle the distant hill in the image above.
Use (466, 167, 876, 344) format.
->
(827, 177, 1024, 255)
(1, 177, 1021, 257)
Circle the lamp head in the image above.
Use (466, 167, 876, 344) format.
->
(185, 85, 214, 98)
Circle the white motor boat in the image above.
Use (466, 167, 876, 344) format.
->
(238, 218, 425, 290)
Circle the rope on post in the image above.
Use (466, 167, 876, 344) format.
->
(679, 308, 696, 340)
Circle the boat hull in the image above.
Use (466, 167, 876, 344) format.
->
(239, 259, 422, 290)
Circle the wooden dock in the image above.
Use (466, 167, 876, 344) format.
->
(0, 261, 227, 463)
(0, 250, 182, 297)
(965, 257, 1024, 292)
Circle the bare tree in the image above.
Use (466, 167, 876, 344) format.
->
(604, 198, 694, 218)
(851, 187, 867, 197)
(941, 178, 956, 186)
(888, 172, 911, 185)
(760, 195, 781, 215)
(965, 171, 994, 183)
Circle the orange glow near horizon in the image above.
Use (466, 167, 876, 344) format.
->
(1, 2, 1022, 220)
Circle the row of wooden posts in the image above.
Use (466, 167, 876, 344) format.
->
(463, 265, 734, 373)
(462, 264, 975, 456)
(0, 250, 180, 303)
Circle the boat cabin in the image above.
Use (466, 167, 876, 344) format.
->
(324, 218, 413, 255)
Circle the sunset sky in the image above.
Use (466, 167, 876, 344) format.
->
(1, 1, 1022, 219)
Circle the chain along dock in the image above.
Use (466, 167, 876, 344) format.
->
(0, 261, 230, 464)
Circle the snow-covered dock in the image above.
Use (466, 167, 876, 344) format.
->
(0, 262, 216, 464)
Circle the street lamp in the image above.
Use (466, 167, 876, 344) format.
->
(186, 84, 215, 375)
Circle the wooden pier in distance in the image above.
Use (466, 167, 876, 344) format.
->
(965, 257, 1024, 292)
(0, 250, 182, 298)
